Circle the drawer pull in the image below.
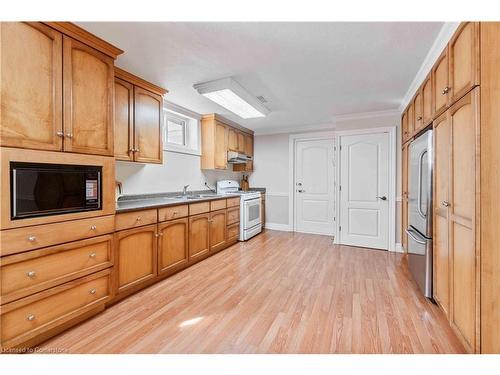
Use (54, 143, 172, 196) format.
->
(136, 217, 142, 222)
(89, 288, 97, 295)
(27, 314, 36, 321)
(27, 235, 37, 242)
(26, 271, 36, 278)
(172, 211, 177, 216)
(89, 252, 97, 259)
(441, 86, 450, 95)
(90, 225, 97, 231)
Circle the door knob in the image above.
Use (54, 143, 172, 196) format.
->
(297, 189, 305, 193)
(376, 196, 387, 201)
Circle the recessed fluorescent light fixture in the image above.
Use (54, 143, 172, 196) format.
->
(193, 77, 270, 119)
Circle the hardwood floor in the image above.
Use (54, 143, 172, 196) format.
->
(38, 230, 465, 354)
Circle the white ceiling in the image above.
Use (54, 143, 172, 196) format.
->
(79, 22, 443, 133)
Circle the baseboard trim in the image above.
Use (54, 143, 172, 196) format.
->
(264, 223, 291, 232)
(392, 243, 404, 253)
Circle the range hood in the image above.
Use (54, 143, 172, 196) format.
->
(227, 151, 252, 164)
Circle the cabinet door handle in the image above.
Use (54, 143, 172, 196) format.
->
(136, 217, 142, 221)
(56, 131, 64, 137)
(89, 252, 97, 259)
(441, 86, 450, 95)
(376, 196, 387, 201)
(417, 116, 422, 121)
(27, 235, 37, 242)
(89, 288, 97, 295)
(90, 225, 97, 231)
(27, 314, 36, 321)
(26, 271, 36, 278)
(65, 133, 73, 138)
(441, 201, 451, 207)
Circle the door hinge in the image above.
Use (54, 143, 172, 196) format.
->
(339, 226, 341, 232)
(340, 145, 342, 151)
(339, 185, 341, 191)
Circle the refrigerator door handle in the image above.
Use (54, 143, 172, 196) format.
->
(405, 228, 427, 245)
(417, 150, 428, 219)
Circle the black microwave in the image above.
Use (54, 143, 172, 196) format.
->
(10, 162, 102, 220)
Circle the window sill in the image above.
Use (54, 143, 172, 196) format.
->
(163, 144, 201, 157)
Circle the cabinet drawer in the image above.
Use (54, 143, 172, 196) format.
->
(189, 202, 210, 215)
(210, 199, 227, 211)
(226, 197, 240, 208)
(115, 209, 157, 231)
(158, 205, 188, 222)
(1, 235, 113, 304)
(1, 270, 110, 347)
(0, 215, 115, 257)
(227, 208, 240, 225)
(227, 223, 240, 241)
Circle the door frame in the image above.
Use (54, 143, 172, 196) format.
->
(288, 131, 336, 234)
(335, 126, 397, 252)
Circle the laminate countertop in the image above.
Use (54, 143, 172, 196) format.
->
(116, 191, 241, 213)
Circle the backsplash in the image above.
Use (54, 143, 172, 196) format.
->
(116, 151, 243, 196)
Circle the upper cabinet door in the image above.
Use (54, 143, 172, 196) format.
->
(401, 110, 409, 143)
(228, 128, 238, 151)
(237, 132, 245, 153)
(407, 101, 415, 137)
(432, 48, 449, 116)
(413, 90, 423, 132)
(449, 22, 479, 104)
(422, 75, 433, 126)
(1, 22, 63, 151)
(245, 134, 254, 171)
(214, 122, 227, 170)
(63, 36, 114, 156)
(114, 78, 134, 161)
(134, 87, 163, 164)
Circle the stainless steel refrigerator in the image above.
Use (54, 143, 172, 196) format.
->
(406, 129, 433, 298)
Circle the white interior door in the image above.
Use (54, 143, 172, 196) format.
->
(339, 132, 389, 250)
(294, 138, 335, 235)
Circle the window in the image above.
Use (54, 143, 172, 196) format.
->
(166, 115, 187, 146)
(163, 102, 201, 156)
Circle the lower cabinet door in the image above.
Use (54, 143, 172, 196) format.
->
(115, 224, 157, 294)
(158, 218, 188, 275)
(189, 214, 210, 261)
(209, 209, 227, 253)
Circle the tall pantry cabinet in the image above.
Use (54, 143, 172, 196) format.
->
(401, 22, 500, 353)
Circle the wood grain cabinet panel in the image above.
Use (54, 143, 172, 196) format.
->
(401, 110, 409, 143)
(226, 197, 240, 208)
(227, 223, 239, 243)
(237, 132, 245, 153)
(189, 202, 210, 216)
(158, 218, 188, 275)
(449, 89, 478, 353)
(449, 22, 479, 104)
(433, 48, 450, 116)
(227, 207, 240, 225)
(210, 199, 227, 211)
(158, 205, 189, 222)
(114, 77, 134, 161)
(413, 90, 424, 133)
(433, 112, 451, 316)
(214, 122, 228, 169)
(407, 101, 415, 137)
(422, 75, 433, 126)
(209, 209, 227, 253)
(0, 22, 63, 151)
(115, 224, 157, 294)
(63, 36, 114, 156)
(134, 87, 163, 164)
(1, 271, 110, 348)
(115, 209, 157, 231)
(1, 235, 113, 304)
(189, 214, 210, 261)
(228, 128, 238, 151)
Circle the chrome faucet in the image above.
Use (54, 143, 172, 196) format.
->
(182, 185, 190, 196)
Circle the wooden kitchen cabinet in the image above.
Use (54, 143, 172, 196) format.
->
(1, 22, 63, 151)
(114, 77, 135, 161)
(449, 89, 478, 353)
(134, 87, 163, 164)
(158, 218, 189, 275)
(62, 36, 114, 156)
(432, 48, 449, 116)
(449, 22, 479, 104)
(401, 110, 409, 143)
(189, 214, 210, 261)
(407, 101, 415, 138)
(413, 89, 424, 133)
(115, 224, 158, 294)
(433, 111, 451, 317)
(114, 68, 167, 164)
(421, 75, 433, 126)
(209, 209, 227, 253)
(201, 113, 254, 171)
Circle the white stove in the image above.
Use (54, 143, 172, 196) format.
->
(216, 180, 262, 241)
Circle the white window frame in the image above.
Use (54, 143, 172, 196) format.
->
(163, 100, 202, 156)
(165, 113, 188, 147)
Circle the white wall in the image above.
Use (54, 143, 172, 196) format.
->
(250, 113, 402, 242)
(117, 150, 242, 196)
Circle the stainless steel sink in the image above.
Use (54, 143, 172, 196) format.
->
(174, 195, 202, 200)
